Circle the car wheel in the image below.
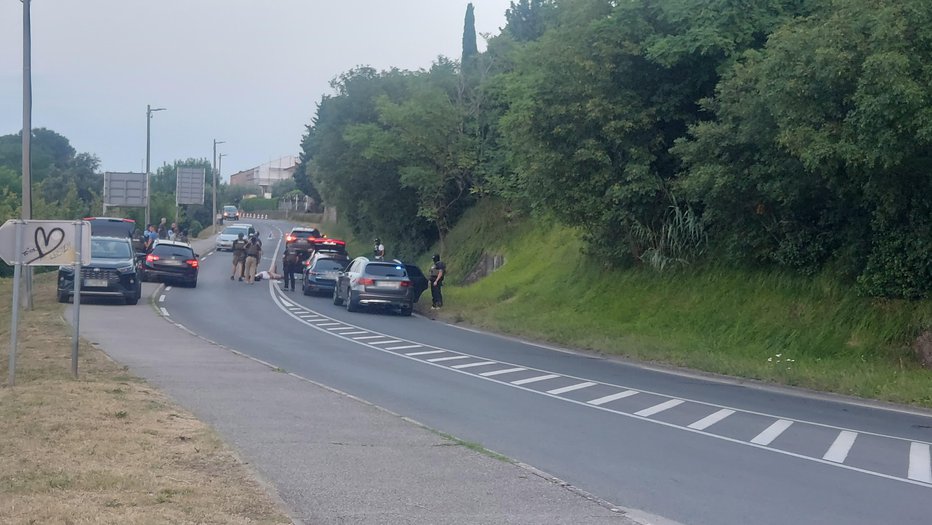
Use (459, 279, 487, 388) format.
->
(345, 290, 360, 313)
(189, 279, 197, 288)
(302, 281, 311, 296)
(57, 290, 69, 303)
(125, 295, 139, 305)
(332, 286, 344, 306)
(400, 303, 413, 316)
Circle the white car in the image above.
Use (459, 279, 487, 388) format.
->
(215, 224, 255, 251)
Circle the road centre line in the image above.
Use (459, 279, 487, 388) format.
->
(823, 431, 858, 463)
(385, 345, 423, 351)
(512, 374, 560, 386)
(547, 382, 597, 395)
(751, 419, 794, 446)
(427, 356, 472, 363)
(635, 399, 685, 418)
(265, 285, 932, 489)
(480, 367, 527, 377)
(406, 350, 444, 356)
(688, 409, 735, 430)
(451, 361, 499, 369)
(588, 390, 639, 406)
(908, 443, 932, 483)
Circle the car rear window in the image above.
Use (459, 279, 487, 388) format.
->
(223, 227, 248, 235)
(153, 245, 195, 258)
(366, 263, 407, 278)
(91, 238, 132, 259)
(312, 259, 346, 272)
(292, 229, 320, 237)
(88, 219, 134, 239)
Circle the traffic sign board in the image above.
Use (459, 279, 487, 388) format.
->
(0, 220, 91, 266)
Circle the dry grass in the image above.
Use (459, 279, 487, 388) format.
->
(0, 275, 292, 524)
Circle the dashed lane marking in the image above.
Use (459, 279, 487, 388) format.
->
(353, 335, 387, 340)
(342, 331, 369, 336)
(158, 295, 165, 303)
(406, 350, 445, 357)
(165, 286, 172, 291)
(367, 339, 404, 346)
(823, 431, 858, 463)
(511, 374, 561, 386)
(327, 327, 356, 331)
(316, 322, 341, 327)
(688, 408, 735, 430)
(480, 367, 527, 377)
(751, 419, 794, 446)
(909, 443, 932, 483)
(589, 390, 639, 406)
(451, 361, 498, 370)
(547, 382, 597, 395)
(426, 355, 472, 363)
(385, 344, 423, 351)
(635, 399, 685, 418)
(160, 307, 169, 316)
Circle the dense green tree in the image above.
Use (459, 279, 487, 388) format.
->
(503, 0, 553, 42)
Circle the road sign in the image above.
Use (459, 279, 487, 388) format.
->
(103, 171, 147, 207)
(176, 167, 206, 205)
(0, 220, 91, 266)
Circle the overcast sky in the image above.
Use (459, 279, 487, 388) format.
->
(0, 1, 513, 180)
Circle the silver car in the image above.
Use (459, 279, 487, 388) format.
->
(332, 257, 416, 316)
(215, 224, 255, 251)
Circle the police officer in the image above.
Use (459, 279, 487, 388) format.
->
(374, 238, 385, 261)
(230, 232, 247, 281)
(243, 234, 262, 284)
(428, 253, 446, 309)
(282, 247, 300, 291)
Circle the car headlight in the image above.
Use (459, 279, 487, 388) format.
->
(117, 265, 136, 274)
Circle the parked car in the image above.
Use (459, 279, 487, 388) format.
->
(284, 227, 323, 260)
(222, 205, 240, 222)
(84, 216, 146, 254)
(58, 236, 142, 305)
(142, 240, 199, 287)
(398, 261, 429, 303)
(215, 224, 256, 251)
(302, 255, 349, 296)
(332, 257, 416, 316)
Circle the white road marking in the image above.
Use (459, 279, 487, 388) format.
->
(635, 399, 684, 417)
(158, 295, 165, 303)
(588, 390, 639, 406)
(367, 340, 403, 346)
(511, 374, 560, 386)
(427, 355, 472, 363)
(451, 361, 499, 370)
(281, 301, 297, 308)
(688, 409, 735, 431)
(317, 322, 341, 327)
(405, 350, 445, 357)
(327, 327, 355, 331)
(823, 431, 858, 463)
(354, 335, 387, 340)
(751, 419, 794, 446)
(165, 286, 172, 291)
(480, 367, 526, 377)
(547, 382, 597, 395)
(308, 318, 331, 323)
(159, 307, 169, 316)
(908, 442, 932, 483)
(341, 331, 368, 336)
(385, 345, 423, 351)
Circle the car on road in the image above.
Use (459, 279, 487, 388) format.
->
(58, 236, 142, 305)
(332, 257, 416, 316)
(222, 205, 240, 222)
(141, 240, 199, 287)
(284, 227, 323, 260)
(215, 224, 256, 251)
(84, 216, 146, 254)
(302, 255, 349, 296)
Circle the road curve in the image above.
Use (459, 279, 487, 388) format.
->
(162, 219, 932, 525)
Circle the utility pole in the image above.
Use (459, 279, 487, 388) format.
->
(212, 139, 225, 234)
(22, 0, 33, 310)
(145, 104, 165, 227)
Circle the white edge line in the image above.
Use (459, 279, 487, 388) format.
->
(265, 284, 932, 489)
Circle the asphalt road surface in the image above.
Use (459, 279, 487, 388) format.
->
(162, 219, 932, 525)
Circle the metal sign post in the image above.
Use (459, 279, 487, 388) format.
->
(71, 222, 82, 378)
(8, 221, 24, 387)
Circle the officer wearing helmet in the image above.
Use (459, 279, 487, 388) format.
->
(428, 253, 446, 309)
(374, 238, 385, 261)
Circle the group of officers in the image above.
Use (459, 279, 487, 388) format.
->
(226, 231, 446, 308)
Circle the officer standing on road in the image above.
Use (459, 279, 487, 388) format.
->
(144, 225, 159, 252)
(428, 253, 446, 309)
(243, 234, 262, 284)
(231, 232, 247, 281)
(282, 247, 300, 291)
(374, 238, 385, 261)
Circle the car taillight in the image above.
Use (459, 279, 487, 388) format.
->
(400, 280, 412, 287)
(357, 278, 375, 286)
(285, 235, 296, 242)
(146, 254, 159, 262)
(186, 259, 199, 268)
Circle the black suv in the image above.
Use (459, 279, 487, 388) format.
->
(58, 236, 143, 305)
(84, 216, 146, 254)
(302, 254, 350, 296)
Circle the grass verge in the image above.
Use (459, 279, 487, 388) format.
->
(422, 199, 932, 408)
(0, 275, 291, 524)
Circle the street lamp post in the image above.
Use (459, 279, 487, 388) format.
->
(145, 104, 166, 227)
(212, 139, 225, 234)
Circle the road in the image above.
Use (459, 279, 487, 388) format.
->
(163, 219, 932, 525)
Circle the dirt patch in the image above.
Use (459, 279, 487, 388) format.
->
(0, 276, 291, 524)
(914, 330, 932, 369)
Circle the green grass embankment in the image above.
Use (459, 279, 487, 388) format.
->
(427, 200, 932, 407)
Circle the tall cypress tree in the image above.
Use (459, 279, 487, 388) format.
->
(462, 3, 478, 69)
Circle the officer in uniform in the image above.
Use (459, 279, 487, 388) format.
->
(231, 232, 247, 281)
(243, 234, 262, 284)
(374, 238, 385, 260)
(282, 247, 300, 291)
(428, 253, 446, 309)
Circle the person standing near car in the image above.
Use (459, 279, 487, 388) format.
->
(243, 234, 262, 284)
(144, 225, 159, 252)
(374, 238, 385, 261)
(231, 232, 247, 281)
(282, 247, 300, 291)
(428, 253, 446, 309)
(157, 218, 168, 239)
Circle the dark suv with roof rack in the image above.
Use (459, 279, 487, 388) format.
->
(58, 236, 142, 305)
(332, 257, 419, 316)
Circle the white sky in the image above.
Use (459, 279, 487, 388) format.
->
(0, 1, 513, 180)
